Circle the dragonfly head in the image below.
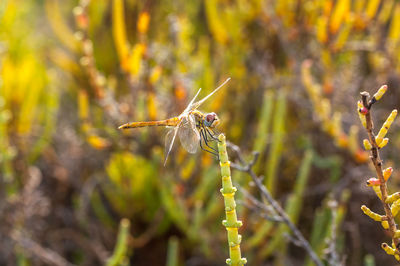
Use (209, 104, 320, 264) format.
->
(204, 112, 220, 128)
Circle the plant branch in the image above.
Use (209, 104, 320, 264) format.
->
(10, 230, 76, 266)
(237, 187, 283, 222)
(360, 91, 400, 249)
(226, 142, 323, 266)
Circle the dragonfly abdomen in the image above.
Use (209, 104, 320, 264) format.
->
(118, 117, 180, 129)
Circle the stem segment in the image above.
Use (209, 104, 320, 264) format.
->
(217, 134, 246, 266)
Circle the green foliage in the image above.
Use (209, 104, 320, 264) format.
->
(265, 91, 287, 195)
(3, 0, 400, 264)
(105, 152, 158, 219)
(364, 254, 376, 266)
(261, 149, 313, 259)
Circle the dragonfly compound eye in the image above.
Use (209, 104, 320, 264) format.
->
(204, 112, 219, 127)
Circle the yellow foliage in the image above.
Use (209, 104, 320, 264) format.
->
(149, 66, 162, 84)
(373, 85, 388, 101)
(357, 101, 367, 128)
(112, 0, 130, 70)
(137, 12, 150, 34)
(363, 139, 372, 150)
(316, 16, 328, 44)
(372, 185, 383, 200)
(48, 48, 81, 74)
(391, 199, 400, 217)
(45, 0, 79, 52)
(105, 152, 156, 216)
(128, 43, 146, 77)
(383, 167, 393, 181)
(87, 135, 111, 150)
(388, 3, 400, 45)
(205, 0, 229, 44)
(361, 205, 384, 221)
(1, 53, 47, 135)
(376, 109, 397, 145)
(378, 138, 389, 149)
(180, 157, 197, 180)
(78, 89, 89, 122)
(365, 0, 381, 20)
(147, 92, 158, 121)
(382, 243, 400, 260)
(333, 15, 354, 51)
(354, 0, 366, 13)
(378, 0, 395, 24)
(329, 0, 350, 34)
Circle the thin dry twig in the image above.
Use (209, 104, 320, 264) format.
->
(237, 187, 283, 222)
(11, 230, 76, 266)
(49, 228, 110, 263)
(226, 141, 323, 266)
(130, 208, 165, 248)
(323, 200, 343, 266)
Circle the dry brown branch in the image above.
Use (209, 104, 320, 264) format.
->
(360, 90, 400, 254)
(226, 141, 323, 266)
(10, 230, 76, 266)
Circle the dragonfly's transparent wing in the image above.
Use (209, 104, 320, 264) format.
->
(191, 77, 231, 110)
(164, 124, 180, 165)
(182, 87, 202, 115)
(178, 115, 200, 154)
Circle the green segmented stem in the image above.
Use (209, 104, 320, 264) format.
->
(106, 218, 130, 266)
(217, 134, 247, 266)
(166, 236, 179, 266)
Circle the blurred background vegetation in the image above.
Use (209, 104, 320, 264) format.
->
(2, 0, 400, 265)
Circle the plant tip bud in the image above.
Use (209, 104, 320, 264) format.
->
(359, 107, 368, 115)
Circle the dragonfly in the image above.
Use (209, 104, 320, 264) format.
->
(118, 78, 231, 165)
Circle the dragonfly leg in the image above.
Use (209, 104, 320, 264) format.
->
(199, 137, 219, 158)
(201, 129, 219, 153)
(204, 137, 219, 154)
(199, 129, 219, 158)
(203, 128, 215, 142)
(206, 128, 220, 142)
